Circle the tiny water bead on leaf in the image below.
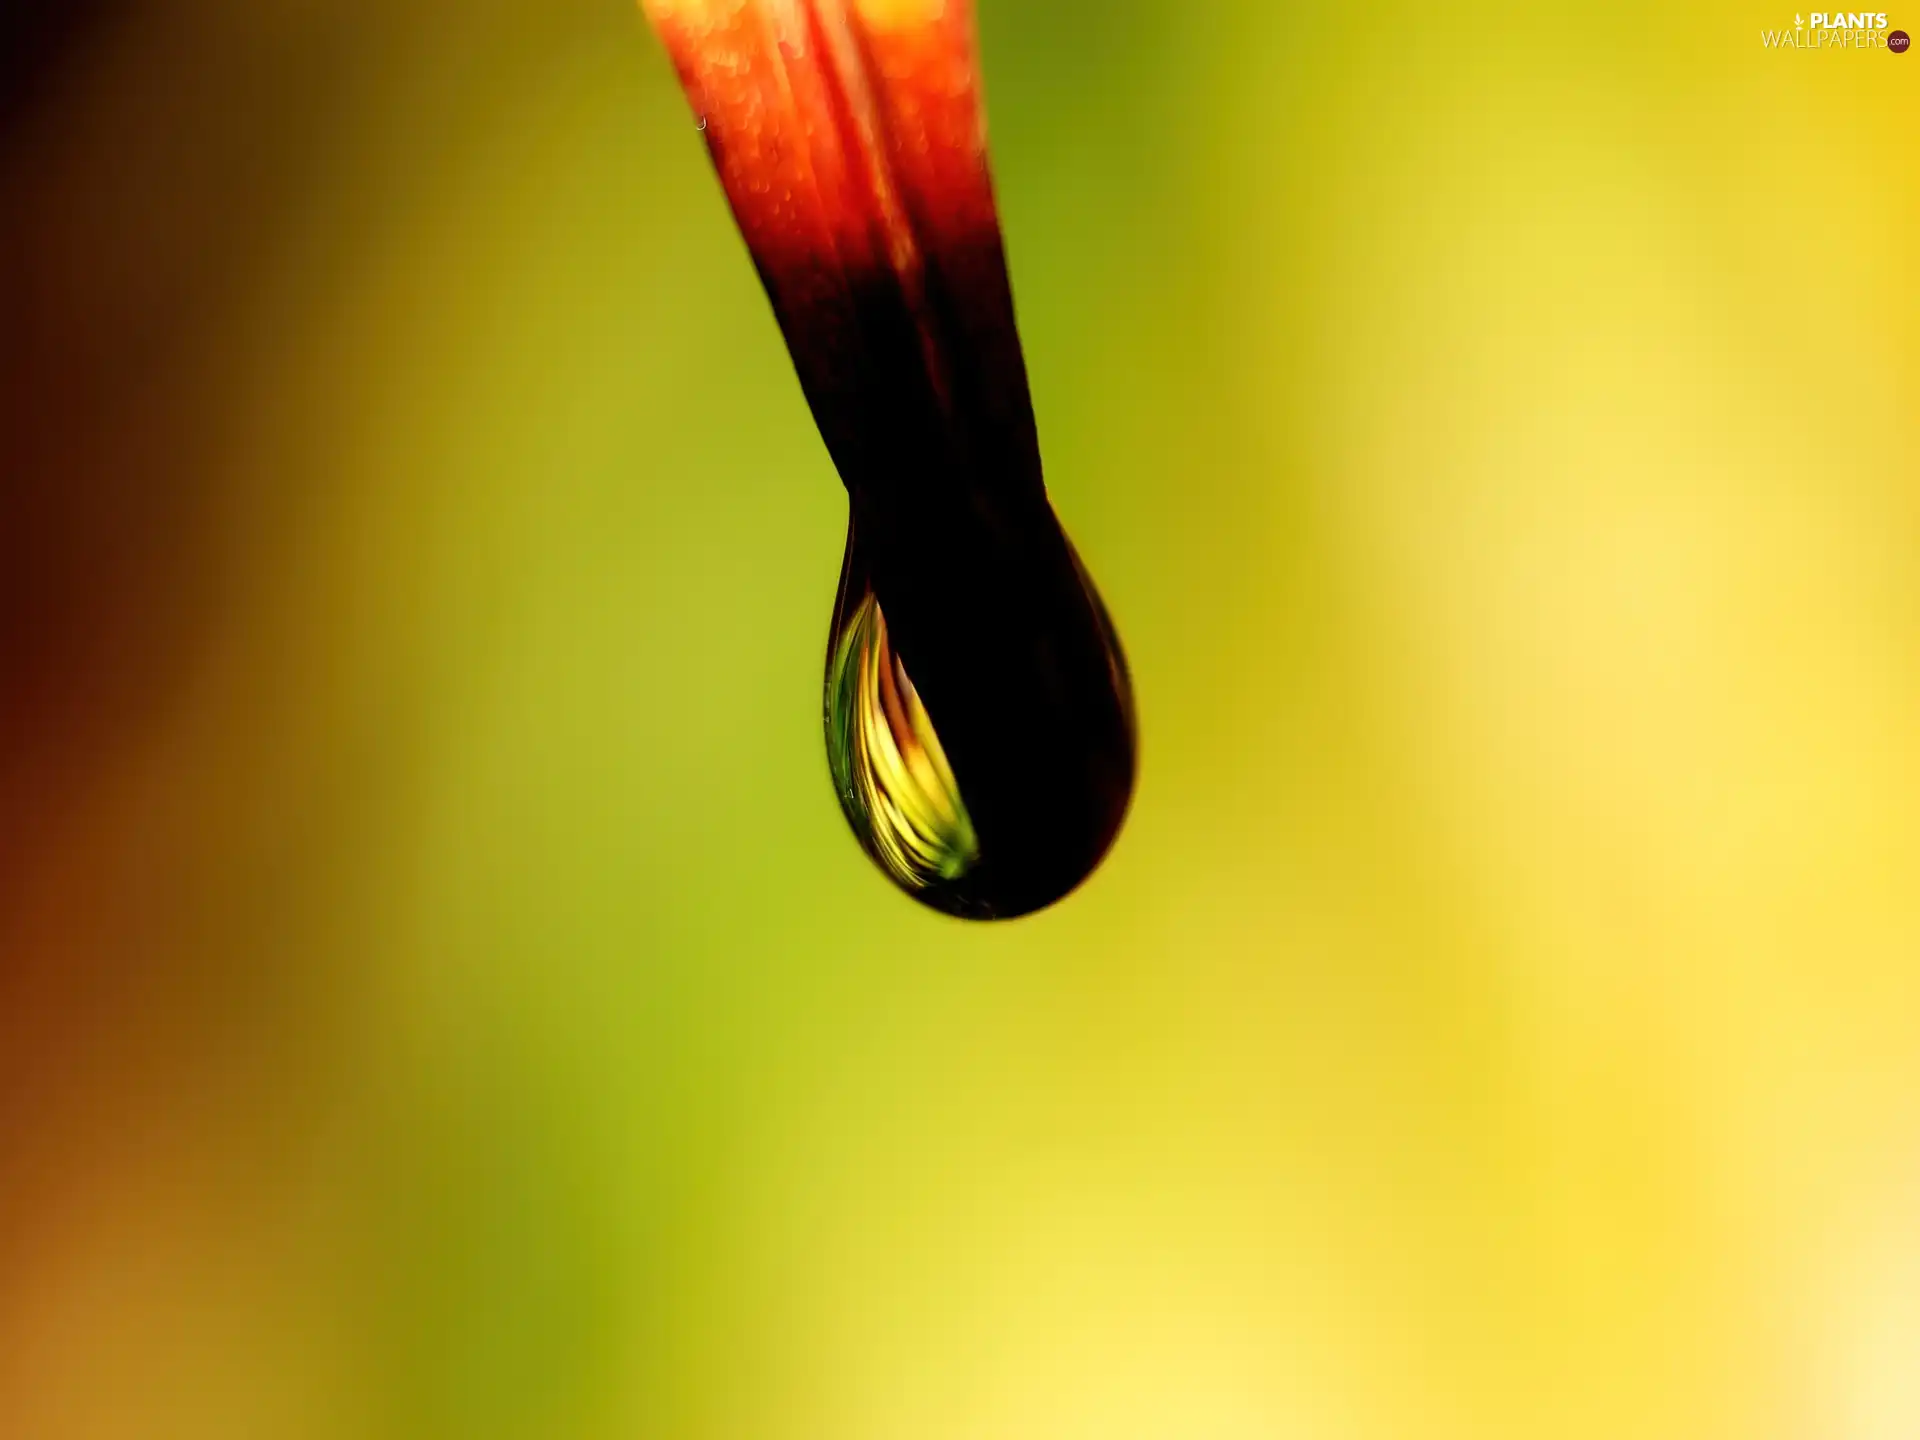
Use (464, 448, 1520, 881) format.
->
(641, 0, 1136, 918)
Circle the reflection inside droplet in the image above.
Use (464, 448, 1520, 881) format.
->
(826, 581, 981, 898)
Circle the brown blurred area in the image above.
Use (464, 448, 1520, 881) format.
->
(2, 0, 287, 1313)
(1, 0, 363, 894)
(0, 8, 654, 1428)
(0, 0, 617, 1141)
(0, 2, 409, 1391)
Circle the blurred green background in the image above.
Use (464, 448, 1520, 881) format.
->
(1, 2, 1917, 1436)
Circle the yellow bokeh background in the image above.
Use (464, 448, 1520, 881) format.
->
(1, 2, 1916, 1437)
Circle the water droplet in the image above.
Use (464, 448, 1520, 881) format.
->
(823, 515, 1135, 921)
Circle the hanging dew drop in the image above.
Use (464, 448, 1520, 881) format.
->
(823, 520, 1134, 921)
